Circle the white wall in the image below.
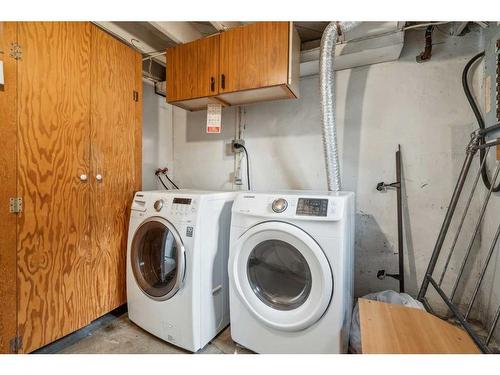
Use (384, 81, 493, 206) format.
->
(142, 27, 498, 340)
(142, 80, 174, 190)
(172, 28, 484, 295)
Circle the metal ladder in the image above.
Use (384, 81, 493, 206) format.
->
(418, 122, 500, 353)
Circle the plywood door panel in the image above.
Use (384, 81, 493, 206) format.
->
(16, 22, 93, 353)
(166, 34, 219, 102)
(167, 41, 197, 101)
(90, 25, 141, 318)
(134, 53, 143, 192)
(0, 21, 18, 354)
(219, 22, 289, 94)
(196, 35, 220, 98)
(359, 299, 480, 353)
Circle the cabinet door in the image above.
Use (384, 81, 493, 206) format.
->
(90, 25, 142, 318)
(166, 34, 219, 102)
(0, 22, 18, 354)
(219, 22, 290, 94)
(17, 22, 93, 353)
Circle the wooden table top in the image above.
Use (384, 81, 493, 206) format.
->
(359, 299, 481, 354)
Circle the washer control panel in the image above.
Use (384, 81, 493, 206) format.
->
(170, 196, 197, 218)
(173, 197, 192, 205)
(296, 198, 328, 217)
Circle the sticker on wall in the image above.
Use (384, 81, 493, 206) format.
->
(206, 103, 222, 134)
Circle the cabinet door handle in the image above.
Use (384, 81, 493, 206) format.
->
(210, 77, 215, 92)
(95, 174, 103, 182)
(79, 174, 88, 182)
(221, 74, 225, 90)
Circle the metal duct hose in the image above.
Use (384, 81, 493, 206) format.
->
(320, 21, 360, 191)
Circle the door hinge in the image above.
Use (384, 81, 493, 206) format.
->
(9, 197, 23, 213)
(9, 42, 22, 60)
(10, 336, 22, 353)
(133, 90, 139, 102)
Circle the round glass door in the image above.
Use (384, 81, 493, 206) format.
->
(247, 240, 312, 311)
(229, 221, 333, 332)
(131, 218, 185, 301)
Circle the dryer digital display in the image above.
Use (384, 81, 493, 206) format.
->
(296, 198, 328, 217)
(173, 198, 192, 205)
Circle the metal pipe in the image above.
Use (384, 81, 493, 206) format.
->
(417, 147, 477, 300)
(320, 21, 360, 191)
(428, 276, 490, 353)
(473, 138, 500, 151)
(450, 161, 500, 300)
(438, 148, 490, 286)
(477, 122, 500, 137)
(465, 223, 500, 319)
(486, 304, 500, 345)
(396, 145, 404, 292)
(142, 51, 166, 61)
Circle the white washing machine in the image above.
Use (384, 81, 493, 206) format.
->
(228, 191, 355, 353)
(127, 189, 236, 352)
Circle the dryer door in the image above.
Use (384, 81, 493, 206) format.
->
(131, 217, 186, 301)
(230, 221, 333, 332)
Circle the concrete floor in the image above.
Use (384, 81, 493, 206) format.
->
(35, 309, 253, 354)
(32, 306, 497, 354)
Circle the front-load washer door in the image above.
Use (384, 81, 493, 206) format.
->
(131, 217, 186, 301)
(230, 221, 333, 332)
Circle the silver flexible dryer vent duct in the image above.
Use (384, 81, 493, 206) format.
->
(320, 21, 360, 191)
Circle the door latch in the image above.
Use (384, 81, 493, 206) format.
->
(9, 197, 23, 213)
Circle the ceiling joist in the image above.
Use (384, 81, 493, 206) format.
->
(209, 21, 243, 31)
(149, 22, 203, 44)
(93, 21, 169, 65)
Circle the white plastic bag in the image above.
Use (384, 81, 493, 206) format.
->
(349, 290, 424, 353)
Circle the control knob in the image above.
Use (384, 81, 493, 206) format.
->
(154, 199, 164, 212)
(272, 198, 288, 213)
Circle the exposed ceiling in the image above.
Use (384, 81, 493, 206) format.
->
(95, 21, 407, 82)
(97, 21, 332, 59)
(190, 21, 219, 36)
(294, 22, 329, 42)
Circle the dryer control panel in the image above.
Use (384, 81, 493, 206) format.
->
(296, 198, 328, 217)
(232, 192, 352, 222)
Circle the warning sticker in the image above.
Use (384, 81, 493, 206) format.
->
(206, 103, 222, 134)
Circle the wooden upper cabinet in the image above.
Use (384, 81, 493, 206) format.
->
(219, 22, 289, 94)
(166, 22, 300, 111)
(166, 34, 219, 102)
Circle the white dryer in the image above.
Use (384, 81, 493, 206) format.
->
(127, 190, 236, 352)
(228, 191, 355, 353)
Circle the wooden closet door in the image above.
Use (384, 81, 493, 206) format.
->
(90, 25, 142, 317)
(16, 22, 93, 353)
(0, 22, 18, 354)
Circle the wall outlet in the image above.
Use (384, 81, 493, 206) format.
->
(232, 139, 245, 153)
